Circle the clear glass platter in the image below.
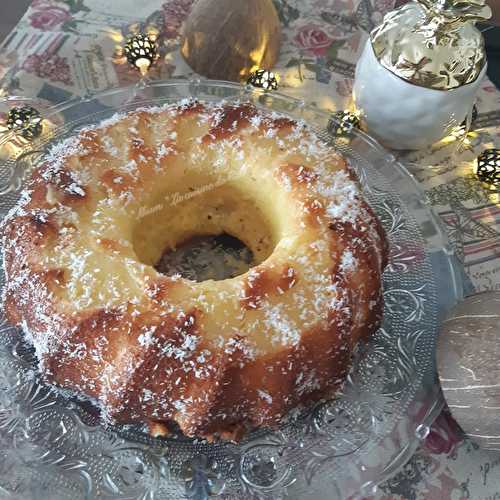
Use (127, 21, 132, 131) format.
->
(0, 80, 463, 500)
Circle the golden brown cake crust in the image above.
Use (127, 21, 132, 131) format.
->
(1, 101, 388, 441)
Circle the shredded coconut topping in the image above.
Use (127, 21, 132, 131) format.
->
(0, 98, 385, 438)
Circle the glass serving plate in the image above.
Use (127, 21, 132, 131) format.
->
(0, 80, 462, 500)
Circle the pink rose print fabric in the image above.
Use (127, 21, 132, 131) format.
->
(294, 24, 334, 56)
(162, 0, 195, 39)
(29, 0, 72, 31)
(424, 409, 465, 456)
(22, 51, 73, 85)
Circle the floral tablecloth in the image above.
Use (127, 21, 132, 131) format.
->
(0, 0, 499, 498)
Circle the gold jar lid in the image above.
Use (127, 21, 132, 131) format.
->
(371, 0, 491, 90)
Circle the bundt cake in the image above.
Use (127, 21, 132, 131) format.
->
(1, 100, 388, 441)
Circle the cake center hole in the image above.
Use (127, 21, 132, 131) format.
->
(132, 183, 279, 280)
(154, 233, 254, 282)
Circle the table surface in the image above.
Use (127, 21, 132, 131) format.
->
(0, 0, 499, 498)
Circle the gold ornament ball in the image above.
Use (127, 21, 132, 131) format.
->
(181, 0, 281, 82)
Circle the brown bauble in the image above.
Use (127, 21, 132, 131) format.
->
(437, 291, 500, 450)
(180, 0, 281, 82)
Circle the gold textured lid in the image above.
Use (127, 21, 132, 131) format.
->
(371, 0, 491, 90)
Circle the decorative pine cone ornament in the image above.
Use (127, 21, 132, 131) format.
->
(475, 149, 500, 186)
(6, 106, 43, 140)
(124, 33, 158, 76)
(247, 69, 278, 91)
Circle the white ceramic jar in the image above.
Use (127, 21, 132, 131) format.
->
(353, 40, 486, 150)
